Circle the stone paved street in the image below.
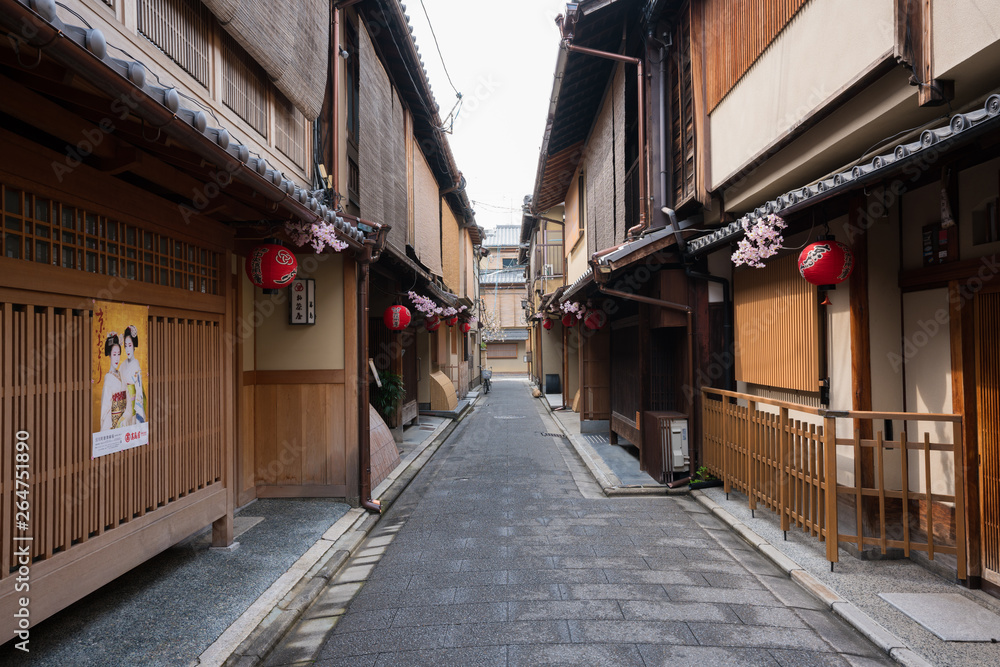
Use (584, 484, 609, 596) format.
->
(268, 380, 892, 666)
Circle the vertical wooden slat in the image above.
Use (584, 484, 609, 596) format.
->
(900, 432, 910, 558)
(877, 433, 887, 554)
(853, 429, 864, 551)
(824, 416, 838, 563)
(952, 420, 967, 580)
(923, 432, 933, 560)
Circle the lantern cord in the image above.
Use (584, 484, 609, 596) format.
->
(370, 273, 418, 298)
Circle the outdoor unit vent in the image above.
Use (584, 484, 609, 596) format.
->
(641, 412, 689, 483)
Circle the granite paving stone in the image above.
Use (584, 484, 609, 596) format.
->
(270, 381, 890, 666)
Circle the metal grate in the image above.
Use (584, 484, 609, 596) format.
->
(137, 0, 211, 89)
(1, 184, 221, 294)
(221, 29, 269, 137)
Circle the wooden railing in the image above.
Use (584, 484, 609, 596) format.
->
(701, 388, 966, 579)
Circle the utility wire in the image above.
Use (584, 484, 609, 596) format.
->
(417, 0, 460, 97)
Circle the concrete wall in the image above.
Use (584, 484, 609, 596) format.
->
(254, 253, 345, 371)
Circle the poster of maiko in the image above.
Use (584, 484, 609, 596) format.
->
(91, 301, 149, 457)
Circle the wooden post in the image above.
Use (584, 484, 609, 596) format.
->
(747, 400, 756, 510)
(824, 415, 839, 564)
(949, 279, 978, 579)
(779, 407, 789, 532)
(953, 420, 968, 580)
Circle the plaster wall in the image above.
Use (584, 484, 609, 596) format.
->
(254, 253, 344, 371)
(711, 0, 894, 192)
(902, 288, 955, 495)
(933, 0, 1000, 78)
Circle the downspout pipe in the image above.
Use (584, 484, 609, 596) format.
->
(563, 43, 650, 241)
(358, 242, 381, 514)
(332, 5, 341, 201)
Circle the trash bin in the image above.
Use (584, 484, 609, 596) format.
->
(544, 374, 561, 395)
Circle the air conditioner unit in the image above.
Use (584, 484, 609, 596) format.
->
(641, 412, 690, 483)
(542, 263, 554, 276)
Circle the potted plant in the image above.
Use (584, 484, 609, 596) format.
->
(370, 372, 405, 426)
(688, 465, 723, 490)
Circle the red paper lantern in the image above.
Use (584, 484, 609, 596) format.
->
(583, 310, 607, 330)
(246, 244, 297, 289)
(446, 316, 458, 327)
(562, 314, 577, 327)
(542, 318, 554, 330)
(425, 318, 441, 332)
(798, 240, 854, 287)
(460, 322, 472, 334)
(383, 305, 411, 331)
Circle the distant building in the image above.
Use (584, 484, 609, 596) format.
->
(479, 225, 530, 374)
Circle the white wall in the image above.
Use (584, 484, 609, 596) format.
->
(933, 0, 1000, 78)
(711, 0, 894, 192)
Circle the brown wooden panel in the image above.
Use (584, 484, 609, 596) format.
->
(581, 326, 610, 420)
(977, 292, 1000, 582)
(734, 253, 819, 393)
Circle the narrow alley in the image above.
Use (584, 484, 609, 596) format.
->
(265, 380, 891, 666)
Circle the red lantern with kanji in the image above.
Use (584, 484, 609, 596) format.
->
(542, 318, 554, 330)
(562, 314, 577, 327)
(798, 240, 854, 287)
(383, 305, 411, 331)
(460, 321, 472, 334)
(446, 316, 458, 327)
(425, 317, 441, 332)
(246, 244, 297, 289)
(583, 310, 607, 330)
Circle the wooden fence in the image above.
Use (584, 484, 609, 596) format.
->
(702, 388, 966, 578)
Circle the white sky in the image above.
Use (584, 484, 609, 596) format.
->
(405, 0, 570, 230)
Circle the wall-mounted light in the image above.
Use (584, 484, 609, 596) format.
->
(339, 47, 350, 59)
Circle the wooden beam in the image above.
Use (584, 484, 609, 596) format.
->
(950, 279, 981, 580)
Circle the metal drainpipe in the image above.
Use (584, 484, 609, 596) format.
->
(659, 42, 671, 222)
(332, 5, 340, 196)
(563, 43, 650, 241)
(358, 245, 381, 514)
(596, 285, 694, 416)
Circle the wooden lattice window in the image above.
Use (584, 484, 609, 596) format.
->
(733, 253, 819, 393)
(137, 0, 211, 89)
(704, 0, 808, 111)
(275, 92, 306, 169)
(221, 30, 269, 137)
(670, 7, 696, 206)
(486, 343, 517, 359)
(2, 185, 221, 294)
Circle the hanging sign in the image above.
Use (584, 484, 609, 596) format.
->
(91, 301, 150, 458)
(289, 279, 316, 325)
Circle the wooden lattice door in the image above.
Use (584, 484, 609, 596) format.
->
(977, 290, 1000, 586)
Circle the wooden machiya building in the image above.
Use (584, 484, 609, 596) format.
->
(0, 0, 479, 641)
(527, 0, 1000, 595)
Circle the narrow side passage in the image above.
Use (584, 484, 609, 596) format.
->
(269, 380, 891, 666)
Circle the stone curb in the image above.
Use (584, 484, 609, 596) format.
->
(691, 490, 933, 667)
(534, 394, 674, 497)
(217, 402, 473, 666)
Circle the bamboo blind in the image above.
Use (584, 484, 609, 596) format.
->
(704, 0, 809, 111)
(1, 185, 220, 295)
(221, 30, 269, 138)
(977, 292, 1000, 578)
(670, 10, 696, 205)
(734, 253, 819, 393)
(0, 303, 224, 577)
(137, 0, 212, 89)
